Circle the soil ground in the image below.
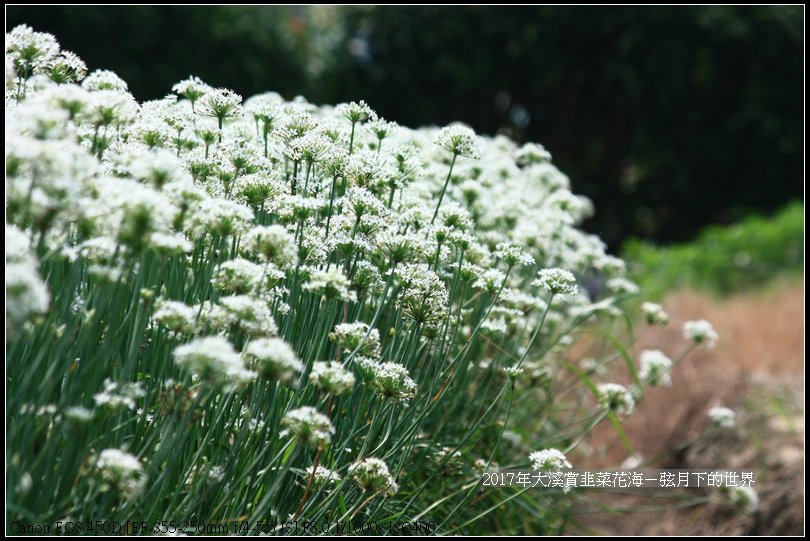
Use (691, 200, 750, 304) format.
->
(575, 278, 804, 535)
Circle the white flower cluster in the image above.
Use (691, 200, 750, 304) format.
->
(185, 458, 226, 489)
(727, 485, 758, 514)
(708, 406, 736, 429)
(173, 337, 255, 390)
(243, 337, 303, 383)
(596, 383, 635, 417)
(533, 268, 578, 296)
(280, 406, 334, 446)
(515, 142, 552, 166)
(5, 27, 639, 362)
(683, 320, 719, 348)
(93, 448, 147, 499)
(309, 361, 356, 395)
(93, 379, 146, 411)
(638, 350, 673, 387)
(348, 457, 398, 497)
(312, 465, 342, 486)
(335, 100, 377, 124)
(330, 322, 381, 359)
(503, 365, 524, 382)
(152, 299, 197, 334)
(5, 225, 50, 326)
(641, 302, 669, 325)
(7, 28, 713, 520)
(363, 362, 418, 404)
(434, 124, 482, 159)
(529, 448, 572, 470)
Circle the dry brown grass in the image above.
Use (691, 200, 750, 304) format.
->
(660, 279, 804, 376)
(575, 278, 805, 535)
(579, 278, 804, 466)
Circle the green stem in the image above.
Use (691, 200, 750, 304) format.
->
(324, 175, 339, 238)
(348, 122, 357, 155)
(431, 153, 458, 225)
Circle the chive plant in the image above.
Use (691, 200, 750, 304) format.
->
(6, 24, 722, 535)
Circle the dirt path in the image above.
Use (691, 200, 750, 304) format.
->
(578, 278, 804, 535)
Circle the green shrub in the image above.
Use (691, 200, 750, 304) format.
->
(623, 202, 804, 296)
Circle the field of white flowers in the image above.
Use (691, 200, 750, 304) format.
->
(6, 25, 724, 535)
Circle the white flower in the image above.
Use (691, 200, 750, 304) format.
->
(211, 258, 266, 294)
(93, 379, 145, 411)
(335, 100, 377, 124)
(330, 322, 381, 359)
(482, 317, 508, 336)
(128, 148, 189, 188)
(280, 406, 334, 446)
(82, 69, 128, 92)
(5, 262, 50, 324)
(241, 225, 297, 266)
(533, 268, 577, 296)
(152, 299, 196, 334)
(545, 191, 594, 223)
(340, 186, 388, 219)
(6, 226, 49, 324)
(728, 485, 758, 514)
(343, 149, 397, 189)
(6, 224, 34, 264)
(529, 448, 572, 470)
(79, 90, 139, 127)
(185, 459, 225, 488)
(148, 232, 193, 255)
(212, 295, 278, 337)
(596, 383, 635, 417)
(366, 362, 418, 403)
(303, 269, 356, 303)
(45, 51, 87, 84)
(605, 277, 639, 295)
(641, 302, 669, 325)
(188, 198, 254, 238)
(395, 264, 448, 325)
(503, 365, 524, 382)
(309, 361, 356, 395)
(6, 25, 60, 76)
(173, 336, 254, 389)
(366, 118, 399, 142)
(245, 91, 283, 123)
(683, 320, 718, 348)
(349, 458, 398, 497)
(172, 75, 212, 105)
(638, 350, 673, 387)
(94, 449, 147, 499)
(232, 171, 284, 208)
(196, 87, 242, 122)
(243, 337, 302, 383)
(286, 130, 333, 165)
(494, 242, 535, 268)
(474, 268, 507, 293)
(64, 406, 95, 423)
(434, 124, 482, 159)
(312, 465, 342, 486)
(708, 406, 736, 429)
(515, 142, 552, 166)
(274, 110, 318, 141)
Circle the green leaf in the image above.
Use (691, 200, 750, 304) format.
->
(607, 411, 636, 456)
(603, 332, 644, 398)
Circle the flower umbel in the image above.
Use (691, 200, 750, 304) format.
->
(280, 407, 334, 446)
(349, 458, 398, 497)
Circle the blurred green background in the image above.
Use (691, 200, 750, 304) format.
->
(6, 6, 804, 265)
